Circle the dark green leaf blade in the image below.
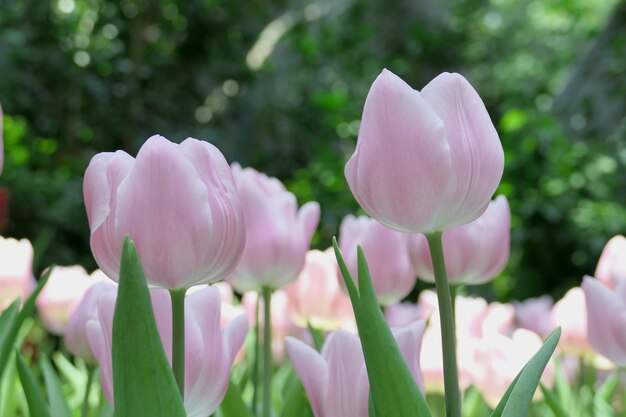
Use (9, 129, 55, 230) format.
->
(220, 378, 254, 417)
(16, 352, 52, 417)
(112, 237, 186, 417)
(40, 354, 72, 417)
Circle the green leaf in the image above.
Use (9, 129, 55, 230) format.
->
(539, 383, 568, 417)
(40, 354, 72, 417)
(596, 372, 619, 403)
(498, 327, 561, 417)
(0, 268, 52, 376)
(219, 378, 253, 417)
(332, 238, 432, 417)
(280, 378, 313, 417)
(112, 237, 186, 417)
(306, 321, 324, 352)
(15, 352, 52, 417)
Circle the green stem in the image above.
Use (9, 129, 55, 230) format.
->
(170, 289, 186, 397)
(252, 294, 261, 414)
(262, 287, 272, 417)
(81, 365, 95, 417)
(426, 232, 461, 417)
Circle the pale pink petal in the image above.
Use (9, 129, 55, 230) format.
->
(286, 337, 328, 417)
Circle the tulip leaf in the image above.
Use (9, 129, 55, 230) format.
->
(112, 237, 186, 417)
(40, 354, 72, 417)
(539, 383, 568, 417)
(332, 238, 432, 417)
(0, 268, 52, 377)
(219, 378, 254, 417)
(491, 327, 560, 417)
(16, 352, 52, 417)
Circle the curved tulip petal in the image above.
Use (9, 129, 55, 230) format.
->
(286, 337, 327, 417)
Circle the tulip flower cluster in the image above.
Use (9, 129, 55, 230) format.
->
(4, 67, 624, 417)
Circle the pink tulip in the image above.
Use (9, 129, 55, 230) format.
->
(582, 276, 626, 365)
(86, 286, 248, 417)
(36, 266, 108, 335)
(64, 278, 117, 363)
(551, 287, 590, 355)
(286, 321, 426, 417)
(284, 249, 354, 330)
(385, 302, 429, 328)
(595, 236, 626, 288)
(345, 69, 504, 234)
(84, 135, 245, 290)
(514, 295, 555, 337)
(411, 196, 510, 285)
(471, 329, 553, 408)
(0, 237, 34, 310)
(225, 164, 320, 293)
(338, 215, 417, 305)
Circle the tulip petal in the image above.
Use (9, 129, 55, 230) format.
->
(392, 320, 427, 392)
(421, 73, 504, 228)
(286, 337, 327, 417)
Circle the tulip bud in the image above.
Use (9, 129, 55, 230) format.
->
(0, 236, 34, 310)
(552, 287, 590, 355)
(86, 286, 248, 417)
(345, 69, 504, 234)
(338, 215, 417, 305)
(514, 295, 555, 337)
(284, 249, 354, 330)
(226, 164, 320, 292)
(83, 135, 245, 290)
(411, 196, 510, 285)
(595, 235, 626, 288)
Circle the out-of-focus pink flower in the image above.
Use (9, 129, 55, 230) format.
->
(344, 69, 504, 234)
(0, 236, 34, 310)
(242, 290, 306, 362)
(226, 164, 319, 293)
(412, 196, 510, 285)
(582, 276, 626, 365)
(385, 302, 429, 328)
(284, 249, 354, 330)
(471, 329, 553, 408)
(36, 266, 108, 335)
(552, 287, 590, 355)
(338, 215, 416, 305)
(87, 286, 248, 417)
(84, 135, 245, 290)
(286, 321, 426, 417)
(514, 295, 555, 337)
(64, 278, 117, 363)
(595, 236, 626, 288)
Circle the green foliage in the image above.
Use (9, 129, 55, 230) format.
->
(112, 237, 186, 417)
(15, 353, 52, 417)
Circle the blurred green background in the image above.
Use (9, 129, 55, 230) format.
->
(0, 0, 625, 301)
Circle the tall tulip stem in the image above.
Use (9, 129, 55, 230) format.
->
(426, 232, 461, 417)
(81, 365, 95, 417)
(170, 288, 186, 397)
(262, 287, 272, 417)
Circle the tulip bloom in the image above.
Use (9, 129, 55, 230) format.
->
(582, 276, 626, 365)
(84, 135, 245, 289)
(345, 69, 504, 234)
(385, 302, 429, 328)
(36, 266, 108, 335)
(411, 196, 510, 285)
(87, 286, 248, 417)
(226, 164, 320, 293)
(0, 236, 34, 310)
(286, 321, 426, 417)
(595, 235, 626, 288)
(64, 278, 117, 363)
(338, 215, 417, 305)
(284, 249, 354, 330)
(551, 287, 590, 355)
(514, 295, 555, 337)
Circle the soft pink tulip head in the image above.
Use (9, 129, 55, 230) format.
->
(385, 302, 429, 328)
(284, 249, 354, 330)
(36, 266, 108, 335)
(345, 69, 504, 234)
(86, 286, 248, 417)
(595, 236, 626, 288)
(552, 287, 590, 355)
(514, 295, 555, 337)
(226, 164, 320, 293)
(582, 276, 626, 365)
(286, 321, 426, 417)
(64, 278, 117, 363)
(338, 215, 417, 305)
(0, 236, 34, 310)
(84, 135, 245, 290)
(412, 196, 510, 285)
